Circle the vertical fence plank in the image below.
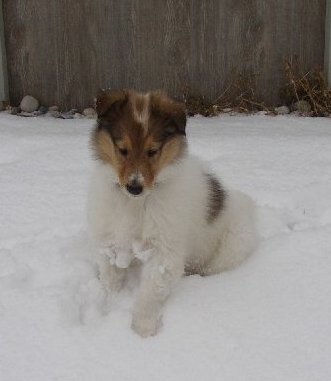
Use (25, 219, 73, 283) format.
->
(0, 0, 8, 104)
(326, 0, 331, 86)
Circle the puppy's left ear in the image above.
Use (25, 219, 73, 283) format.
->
(95, 89, 129, 120)
(150, 91, 187, 136)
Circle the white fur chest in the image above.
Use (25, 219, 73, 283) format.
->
(87, 164, 143, 248)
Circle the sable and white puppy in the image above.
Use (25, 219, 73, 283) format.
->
(87, 89, 257, 337)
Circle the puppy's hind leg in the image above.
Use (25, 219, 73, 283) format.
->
(204, 191, 257, 275)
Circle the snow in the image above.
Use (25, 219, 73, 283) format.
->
(0, 112, 330, 381)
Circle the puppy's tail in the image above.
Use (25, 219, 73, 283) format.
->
(204, 190, 258, 275)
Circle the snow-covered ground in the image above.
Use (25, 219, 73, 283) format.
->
(0, 112, 330, 381)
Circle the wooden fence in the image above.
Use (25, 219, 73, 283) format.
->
(0, 0, 8, 105)
(3, 0, 327, 110)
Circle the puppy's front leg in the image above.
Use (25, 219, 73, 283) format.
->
(97, 244, 132, 292)
(131, 250, 184, 337)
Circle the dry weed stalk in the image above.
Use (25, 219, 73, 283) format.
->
(185, 58, 331, 117)
(185, 74, 270, 116)
(281, 58, 331, 116)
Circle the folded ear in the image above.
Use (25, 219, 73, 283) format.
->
(150, 91, 187, 136)
(96, 89, 129, 120)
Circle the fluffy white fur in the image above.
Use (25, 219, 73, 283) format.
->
(87, 154, 257, 337)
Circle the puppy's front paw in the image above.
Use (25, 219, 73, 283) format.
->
(131, 314, 162, 338)
(98, 244, 133, 269)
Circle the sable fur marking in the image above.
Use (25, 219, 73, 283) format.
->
(205, 173, 226, 223)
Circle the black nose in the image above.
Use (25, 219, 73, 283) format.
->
(126, 183, 143, 196)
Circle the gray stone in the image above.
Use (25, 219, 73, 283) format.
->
(10, 106, 20, 115)
(20, 95, 39, 113)
(275, 105, 290, 115)
(38, 106, 48, 114)
(83, 107, 97, 119)
(49, 105, 59, 112)
(74, 112, 84, 119)
(293, 100, 311, 113)
(45, 110, 61, 118)
(60, 112, 74, 119)
(19, 111, 37, 117)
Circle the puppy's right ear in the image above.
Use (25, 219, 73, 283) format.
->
(96, 89, 129, 120)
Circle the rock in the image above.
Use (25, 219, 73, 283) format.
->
(293, 100, 311, 113)
(74, 112, 84, 119)
(59, 112, 74, 119)
(19, 111, 38, 117)
(38, 106, 48, 114)
(19, 110, 42, 117)
(45, 110, 61, 118)
(83, 107, 97, 119)
(20, 95, 39, 113)
(275, 105, 290, 115)
(7, 106, 20, 115)
(222, 108, 232, 113)
(86, 114, 97, 119)
(49, 105, 59, 112)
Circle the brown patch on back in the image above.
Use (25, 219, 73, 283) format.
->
(205, 174, 226, 223)
(92, 89, 187, 188)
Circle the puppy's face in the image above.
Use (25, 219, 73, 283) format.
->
(92, 89, 187, 197)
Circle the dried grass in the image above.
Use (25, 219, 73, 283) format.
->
(280, 57, 331, 116)
(184, 74, 271, 117)
(184, 57, 331, 117)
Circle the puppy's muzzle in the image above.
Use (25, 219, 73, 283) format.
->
(126, 180, 143, 196)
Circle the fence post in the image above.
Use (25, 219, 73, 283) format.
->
(326, 0, 331, 87)
(0, 0, 8, 109)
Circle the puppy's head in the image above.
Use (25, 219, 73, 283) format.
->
(92, 89, 187, 197)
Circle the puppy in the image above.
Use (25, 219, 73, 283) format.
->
(87, 89, 257, 337)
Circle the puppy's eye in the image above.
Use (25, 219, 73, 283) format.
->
(164, 125, 176, 138)
(119, 148, 128, 157)
(147, 149, 158, 158)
